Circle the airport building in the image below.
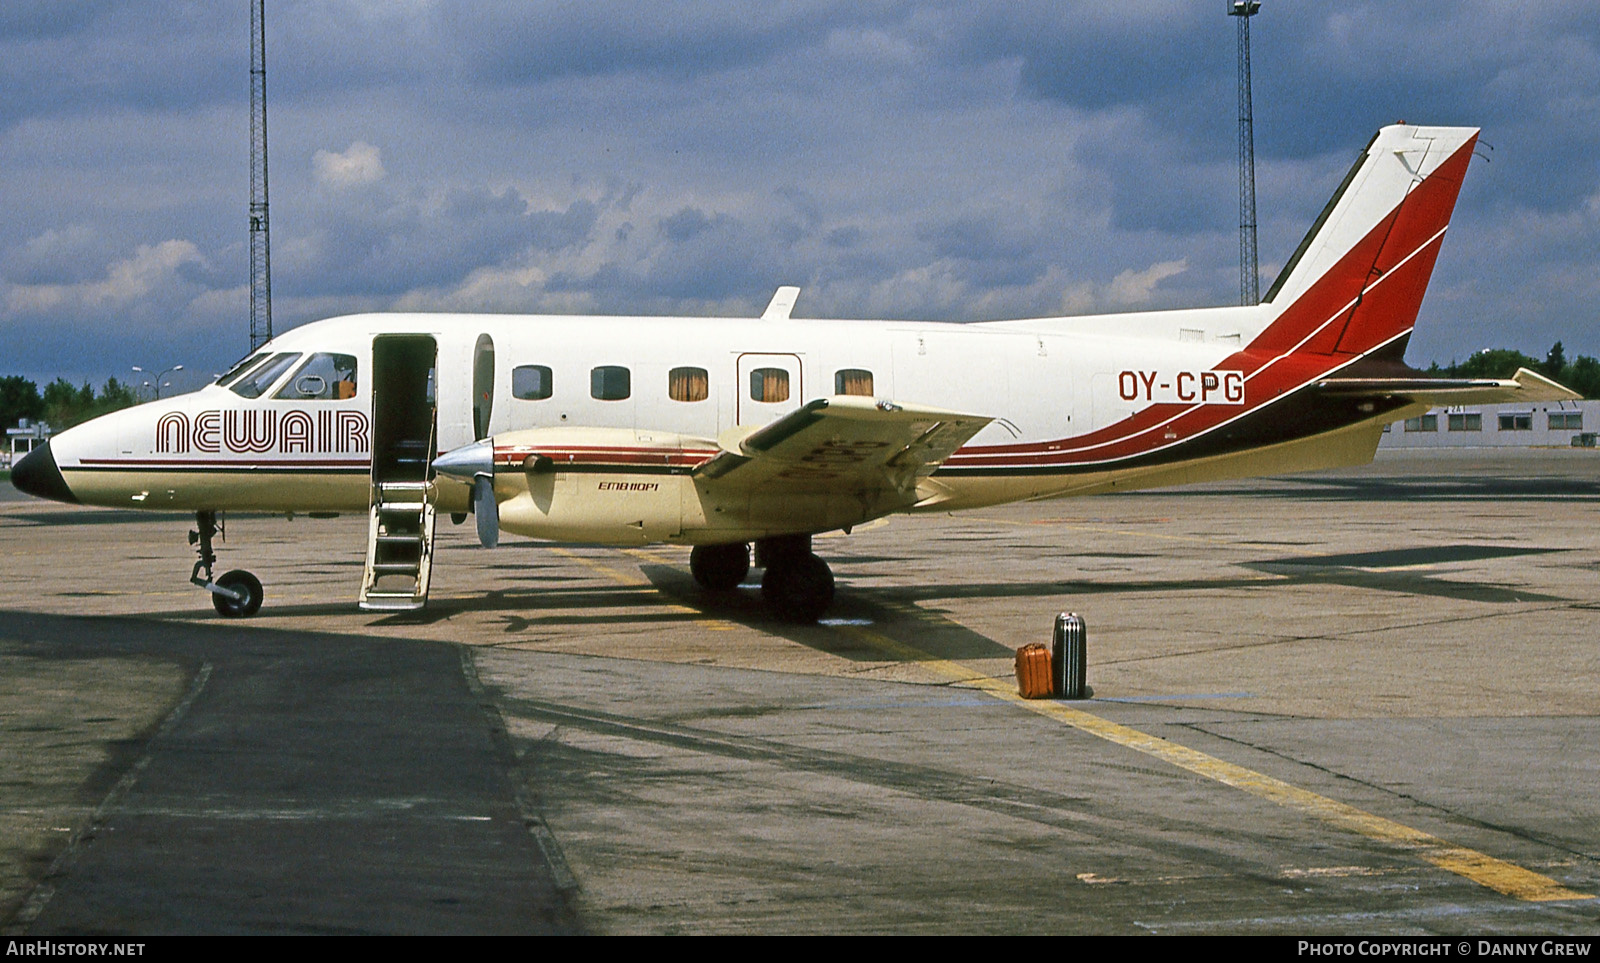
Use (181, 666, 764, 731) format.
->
(1379, 400, 1599, 449)
(4, 419, 52, 468)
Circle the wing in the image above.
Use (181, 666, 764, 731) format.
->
(695, 396, 992, 509)
(1315, 366, 1580, 406)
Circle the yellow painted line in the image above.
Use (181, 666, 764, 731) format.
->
(835, 623, 1593, 903)
(551, 546, 642, 587)
(553, 547, 735, 632)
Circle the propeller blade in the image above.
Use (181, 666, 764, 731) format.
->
(473, 475, 499, 548)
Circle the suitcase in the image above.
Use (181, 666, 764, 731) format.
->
(1052, 613, 1087, 699)
(1015, 642, 1053, 699)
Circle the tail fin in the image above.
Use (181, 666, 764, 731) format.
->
(1253, 124, 1479, 361)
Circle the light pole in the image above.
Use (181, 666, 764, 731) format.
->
(132, 364, 184, 400)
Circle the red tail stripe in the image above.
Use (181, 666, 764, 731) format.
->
(945, 136, 1476, 468)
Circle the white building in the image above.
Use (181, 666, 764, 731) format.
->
(5, 419, 52, 468)
(1380, 400, 1598, 449)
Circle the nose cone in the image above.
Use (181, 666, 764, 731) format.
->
(433, 439, 495, 481)
(11, 442, 77, 504)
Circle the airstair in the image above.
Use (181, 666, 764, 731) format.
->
(359, 481, 436, 610)
(360, 335, 439, 611)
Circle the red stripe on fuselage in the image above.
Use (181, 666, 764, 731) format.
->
(77, 457, 369, 469)
(492, 444, 718, 470)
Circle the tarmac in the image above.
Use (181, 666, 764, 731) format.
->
(0, 448, 1597, 934)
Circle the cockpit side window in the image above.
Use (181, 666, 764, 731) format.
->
(229, 352, 301, 399)
(274, 353, 359, 400)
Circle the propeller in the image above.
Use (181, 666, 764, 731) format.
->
(472, 474, 499, 549)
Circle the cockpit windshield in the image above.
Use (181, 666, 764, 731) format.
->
(215, 352, 268, 388)
(228, 352, 302, 399)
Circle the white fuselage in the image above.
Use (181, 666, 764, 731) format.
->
(44, 303, 1392, 545)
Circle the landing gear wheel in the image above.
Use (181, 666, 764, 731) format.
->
(212, 570, 264, 618)
(761, 553, 835, 623)
(690, 543, 751, 591)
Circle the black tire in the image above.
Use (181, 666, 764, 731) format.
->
(212, 569, 264, 618)
(761, 553, 835, 623)
(690, 543, 751, 591)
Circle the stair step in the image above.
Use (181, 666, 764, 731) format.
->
(359, 595, 426, 612)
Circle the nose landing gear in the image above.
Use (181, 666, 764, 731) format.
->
(190, 510, 264, 618)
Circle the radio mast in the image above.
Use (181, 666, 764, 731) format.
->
(249, 0, 273, 350)
(1229, 1, 1261, 306)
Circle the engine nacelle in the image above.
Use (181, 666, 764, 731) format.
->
(438, 427, 697, 545)
(435, 425, 888, 545)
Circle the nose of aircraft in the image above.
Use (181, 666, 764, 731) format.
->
(10, 442, 78, 504)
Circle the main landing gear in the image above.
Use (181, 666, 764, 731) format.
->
(689, 535, 835, 623)
(190, 510, 264, 618)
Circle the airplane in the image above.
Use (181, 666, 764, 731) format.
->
(11, 123, 1579, 623)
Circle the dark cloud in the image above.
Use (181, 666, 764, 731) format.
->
(2, 0, 1598, 384)
(447, 3, 856, 86)
(0, 2, 116, 39)
(279, 182, 599, 298)
(0, 6, 238, 125)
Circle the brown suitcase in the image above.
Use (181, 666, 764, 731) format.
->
(1015, 642, 1053, 699)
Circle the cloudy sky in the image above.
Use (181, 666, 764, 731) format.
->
(2, 1, 1597, 392)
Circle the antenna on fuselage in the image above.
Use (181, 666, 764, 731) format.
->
(761, 286, 801, 321)
(248, 0, 273, 350)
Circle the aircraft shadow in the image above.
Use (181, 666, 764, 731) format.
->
(88, 543, 1572, 657)
(1144, 474, 1600, 503)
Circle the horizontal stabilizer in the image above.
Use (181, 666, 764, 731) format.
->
(1315, 367, 1582, 407)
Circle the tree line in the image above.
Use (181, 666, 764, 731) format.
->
(1, 376, 141, 435)
(1423, 342, 1600, 399)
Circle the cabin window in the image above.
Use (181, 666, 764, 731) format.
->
(512, 365, 553, 400)
(834, 368, 873, 396)
(229, 352, 301, 399)
(669, 366, 709, 402)
(1447, 412, 1482, 432)
(275, 353, 358, 400)
(591, 365, 631, 401)
(749, 367, 789, 403)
